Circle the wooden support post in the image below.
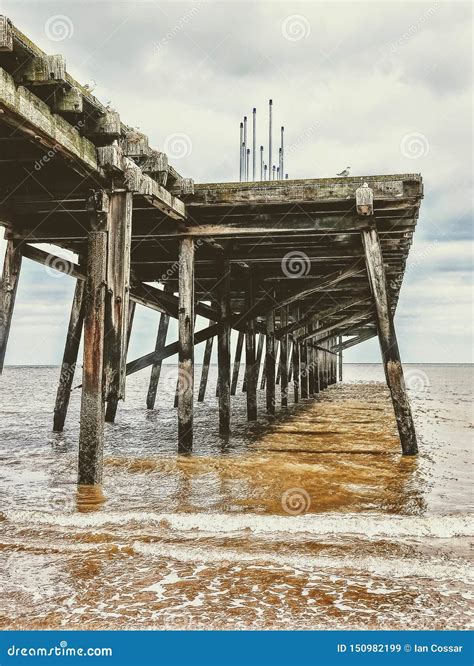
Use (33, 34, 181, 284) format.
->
(53, 278, 85, 432)
(300, 340, 309, 399)
(308, 338, 315, 397)
(279, 307, 288, 407)
(245, 272, 257, 420)
(362, 226, 418, 455)
(314, 347, 320, 394)
(231, 331, 244, 395)
(338, 335, 343, 382)
(292, 337, 300, 403)
(105, 301, 135, 422)
(178, 312, 196, 407)
(265, 308, 276, 414)
(78, 191, 108, 486)
(217, 259, 231, 434)
(146, 311, 170, 409)
(0, 240, 22, 374)
(178, 237, 195, 452)
(255, 332, 265, 387)
(198, 322, 214, 402)
(288, 340, 293, 383)
(103, 191, 132, 405)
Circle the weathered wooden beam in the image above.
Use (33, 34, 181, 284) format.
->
(265, 308, 276, 414)
(279, 307, 289, 407)
(217, 258, 231, 434)
(19, 54, 66, 86)
(105, 301, 135, 423)
(231, 330, 244, 396)
(198, 322, 215, 402)
(177, 237, 194, 452)
(362, 225, 417, 455)
(245, 271, 257, 420)
(53, 278, 85, 431)
(146, 311, 170, 409)
(78, 192, 108, 485)
(338, 335, 343, 381)
(0, 16, 13, 51)
(300, 339, 309, 399)
(332, 330, 376, 352)
(0, 239, 22, 373)
(104, 191, 132, 405)
(308, 324, 315, 396)
(292, 330, 300, 403)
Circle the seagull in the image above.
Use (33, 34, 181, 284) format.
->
(337, 166, 351, 177)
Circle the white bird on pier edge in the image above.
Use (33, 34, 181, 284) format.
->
(337, 166, 351, 177)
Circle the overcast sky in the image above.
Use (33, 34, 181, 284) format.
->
(1, 0, 472, 365)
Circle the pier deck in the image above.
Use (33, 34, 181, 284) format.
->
(0, 16, 423, 484)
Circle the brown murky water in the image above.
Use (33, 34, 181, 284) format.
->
(0, 364, 472, 629)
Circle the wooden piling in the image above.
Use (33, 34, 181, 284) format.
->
(103, 191, 132, 405)
(146, 310, 170, 409)
(217, 259, 231, 433)
(245, 272, 257, 420)
(105, 301, 135, 422)
(300, 340, 309, 399)
(78, 192, 108, 485)
(177, 237, 195, 452)
(338, 335, 343, 382)
(0, 240, 22, 374)
(53, 278, 85, 432)
(265, 308, 276, 414)
(279, 307, 288, 407)
(198, 323, 214, 402)
(231, 331, 244, 395)
(292, 337, 300, 403)
(362, 225, 418, 455)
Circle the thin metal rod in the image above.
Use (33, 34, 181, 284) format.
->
(239, 122, 243, 181)
(280, 126, 284, 180)
(264, 164, 267, 181)
(243, 116, 247, 181)
(260, 146, 263, 180)
(278, 147, 282, 179)
(268, 99, 272, 182)
(252, 107, 256, 181)
(246, 149, 250, 182)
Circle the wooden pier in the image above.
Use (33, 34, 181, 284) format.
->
(0, 16, 423, 485)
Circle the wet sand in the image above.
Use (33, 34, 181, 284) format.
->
(0, 364, 472, 629)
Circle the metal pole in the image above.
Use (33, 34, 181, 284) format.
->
(272, 165, 276, 180)
(260, 146, 264, 180)
(239, 122, 243, 181)
(243, 116, 247, 181)
(252, 107, 256, 181)
(246, 149, 250, 182)
(268, 99, 272, 182)
(264, 164, 268, 181)
(278, 147, 282, 179)
(277, 166, 280, 180)
(281, 126, 284, 180)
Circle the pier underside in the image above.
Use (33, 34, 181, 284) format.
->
(0, 15, 423, 484)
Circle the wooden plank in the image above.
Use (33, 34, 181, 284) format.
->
(231, 330, 244, 396)
(217, 258, 231, 433)
(292, 332, 300, 403)
(78, 194, 108, 485)
(146, 311, 170, 409)
(0, 239, 22, 373)
(300, 340, 308, 399)
(105, 301, 135, 423)
(177, 237, 194, 452)
(362, 226, 417, 455)
(53, 278, 85, 431)
(338, 335, 343, 381)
